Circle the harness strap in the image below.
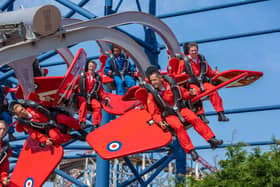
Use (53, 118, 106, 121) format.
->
(20, 100, 51, 119)
(143, 76, 189, 125)
(88, 73, 102, 102)
(0, 140, 10, 164)
(79, 71, 87, 98)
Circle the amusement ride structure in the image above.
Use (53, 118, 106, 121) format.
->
(0, 0, 279, 186)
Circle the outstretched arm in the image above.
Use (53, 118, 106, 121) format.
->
(147, 94, 163, 124)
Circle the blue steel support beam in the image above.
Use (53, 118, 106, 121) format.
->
(114, 0, 123, 13)
(120, 154, 174, 186)
(104, 0, 114, 15)
(157, 0, 269, 19)
(95, 109, 112, 187)
(64, 0, 90, 18)
(0, 0, 16, 11)
(205, 104, 280, 116)
(145, 0, 159, 66)
(115, 28, 157, 52)
(0, 71, 18, 84)
(123, 157, 145, 185)
(54, 169, 88, 187)
(135, 0, 142, 12)
(40, 55, 100, 67)
(94, 5, 113, 186)
(158, 28, 280, 50)
(6, 0, 13, 11)
(173, 138, 186, 185)
(63, 154, 96, 159)
(55, 0, 97, 19)
(143, 153, 174, 185)
(195, 140, 277, 150)
(184, 28, 280, 46)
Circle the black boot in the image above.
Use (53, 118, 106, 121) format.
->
(208, 137, 223, 150)
(198, 114, 210, 124)
(80, 122, 87, 129)
(218, 111, 229, 121)
(71, 133, 86, 141)
(189, 149, 199, 161)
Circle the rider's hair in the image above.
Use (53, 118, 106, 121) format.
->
(183, 42, 198, 55)
(145, 66, 161, 81)
(85, 60, 97, 72)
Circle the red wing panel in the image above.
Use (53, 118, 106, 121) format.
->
(54, 48, 87, 105)
(9, 137, 63, 187)
(102, 93, 142, 115)
(100, 74, 114, 84)
(33, 76, 64, 101)
(122, 85, 140, 101)
(87, 109, 172, 160)
(212, 70, 263, 88)
(191, 71, 248, 103)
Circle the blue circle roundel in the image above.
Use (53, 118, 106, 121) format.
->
(107, 141, 122, 152)
(24, 177, 34, 187)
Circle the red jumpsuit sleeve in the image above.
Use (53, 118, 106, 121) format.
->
(0, 148, 11, 183)
(27, 127, 49, 143)
(147, 93, 163, 124)
(0, 159, 9, 183)
(15, 121, 49, 143)
(205, 61, 216, 78)
(15, 122, 25, 132)
(179, 86, 192, 100)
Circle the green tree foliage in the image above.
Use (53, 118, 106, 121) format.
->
(188, 141, 280, 187)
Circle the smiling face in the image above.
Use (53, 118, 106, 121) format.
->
(189, 46, 198, 59)
(87, 61, 97, 73)
(149, 73, 163, 89)
(113, 47, 121, 57)
(13, 104, 29, 118)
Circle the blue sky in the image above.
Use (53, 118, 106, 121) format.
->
(4, 0, 280, 181)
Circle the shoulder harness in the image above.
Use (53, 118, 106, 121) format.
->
(0, 140, 10, 164)
(143, 75, 189, 126)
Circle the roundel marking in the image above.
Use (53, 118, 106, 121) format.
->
(107, 141, 122, 152)
(34, 83, 39, 89)
(24, 177, 34, 187)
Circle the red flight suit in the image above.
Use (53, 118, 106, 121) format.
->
(0, 140, 11, 186)
(15, 105, 82, 145)
(147, 81, 215, 153)
(78, 72, 107, 126)
(177, 55, 224, 114)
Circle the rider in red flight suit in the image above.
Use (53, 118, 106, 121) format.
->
(10, 93, 87, 145)
(0, 120, 12, 186)
(177, 42, 229, 123)
(145, 66, 223, 161)
(78, 60, 110, 131)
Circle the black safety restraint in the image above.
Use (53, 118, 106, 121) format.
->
(15, 100, 69, 134)
(0, 140, 10, 164)
(143, 75, 189, 126)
